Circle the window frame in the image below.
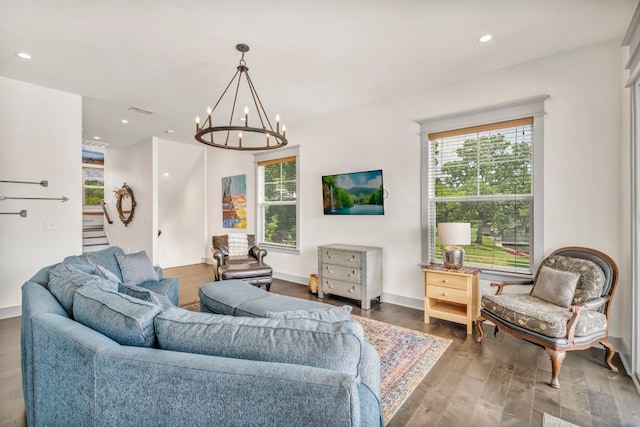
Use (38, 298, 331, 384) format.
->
(254, 146, 300, 253)
(82, 166, 105, 208)
(419, 96, 548, 280)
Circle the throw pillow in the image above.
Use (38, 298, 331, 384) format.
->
(73, 284, 162, 347)
(118, 282, 174, 310)
(48, 262, 118, 315)
(531, 265, 580, 308)
(227, 233, 248, 257)
(115, 251, 159, 285)
(155, 308, 365, 377)
(95, 264, 122, 285)
(265, 305, 352, 322)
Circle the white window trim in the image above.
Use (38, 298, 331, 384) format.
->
(254, 145, 300, 254)
(419, 96, 548, 280)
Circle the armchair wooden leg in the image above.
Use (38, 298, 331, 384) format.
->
(475, 315, 486, 343)
(600, 340, 619, 373)
(546, 348, 566, 389)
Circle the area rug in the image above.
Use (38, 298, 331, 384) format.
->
(542, 412, 580, 427)
(352, 315, 451, 423)
(179, 301, 452, 424)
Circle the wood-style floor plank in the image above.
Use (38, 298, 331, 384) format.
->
(2, 263, 639, 427)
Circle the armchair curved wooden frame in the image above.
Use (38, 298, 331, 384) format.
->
(475, 246, 619, 389)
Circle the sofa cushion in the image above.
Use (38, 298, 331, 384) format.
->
(95, 264, 122, 285)
(536, 255, 605, 305)
(82, 246, 126, 282)
(155, 307, 365, 377)
(265, 305, 352, 322)
(61, 255, 96, 274)
(531, 265, 580, 308)
(115, 251, 159, 285)
(73, 284, 162, 347)
(481, 293, 607, 338)
(48, 262, 117, 315)
(118, 282, 174, 310)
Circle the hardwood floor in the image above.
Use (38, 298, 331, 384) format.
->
(2, 263, 639, 427)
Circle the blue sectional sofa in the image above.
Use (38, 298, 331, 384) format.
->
(21, 247, 382, 426)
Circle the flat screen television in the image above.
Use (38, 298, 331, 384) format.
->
(322, 169, 384, 215)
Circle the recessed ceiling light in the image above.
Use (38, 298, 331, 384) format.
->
(93, 136, 101, 140)
(163, 172, 170, 177)
(165, 129, 174, 134)
(121, 119, 128, 124)
(478, 34, 492, 43)
(15, 52, 32, 59)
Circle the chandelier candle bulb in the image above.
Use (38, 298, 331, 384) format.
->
(238, 132, 243, 147)
(276, 114, 280, 133)
(195, 116, 200, 131)
(244, 106, 249, 125)
(283, 125, 286, 137)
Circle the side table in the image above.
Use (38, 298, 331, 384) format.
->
(423, 264, 480, 334)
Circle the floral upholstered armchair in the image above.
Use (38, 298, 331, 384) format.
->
(475, 247, 618, 388)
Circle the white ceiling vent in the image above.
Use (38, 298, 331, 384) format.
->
(128, 106, 155, 115)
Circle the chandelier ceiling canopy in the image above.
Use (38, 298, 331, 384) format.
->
(195, 44, 287, 151)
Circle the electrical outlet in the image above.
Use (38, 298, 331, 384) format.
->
(43, 221, 56, 231)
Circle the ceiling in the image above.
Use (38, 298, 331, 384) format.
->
(0, 0, 635, 148)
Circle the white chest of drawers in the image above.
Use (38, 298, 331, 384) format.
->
(317, 244, 383, 310)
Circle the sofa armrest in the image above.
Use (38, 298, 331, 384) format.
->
(212, 248, 226, 267)
(250, 245, 268, 263)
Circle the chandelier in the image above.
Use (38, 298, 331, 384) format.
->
(195, 44, 287, 150)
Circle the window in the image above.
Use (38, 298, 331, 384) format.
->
(256, 151, 299, 250)
(420, 97, 547, 277)
(83, 167, 104, 206)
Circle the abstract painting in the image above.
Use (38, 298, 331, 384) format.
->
(222, 174, 247, 228)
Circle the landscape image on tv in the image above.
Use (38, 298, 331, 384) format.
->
(322, 169, 384, 215)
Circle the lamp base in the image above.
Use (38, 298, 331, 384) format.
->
(442, 246, 465, 269)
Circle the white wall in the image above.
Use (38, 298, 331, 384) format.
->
(157, 140, 207, 268)
(205, 40, 630, 344)
(0, 76, 82, 317)
(105, 137, 156, 261)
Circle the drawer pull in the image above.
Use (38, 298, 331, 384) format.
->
(329, 285, 335, 289)
(442, 293, 448, 296)
(348, 288, 354, 293)
(347, 270, 355, 277)
(442, 279, 448, 283)
(348, 256, 356, 262)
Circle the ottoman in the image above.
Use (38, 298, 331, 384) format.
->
(199, 280, 335, 317)
(218, 263, 272, 291)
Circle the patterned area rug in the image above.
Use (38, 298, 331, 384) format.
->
(352, 315, 452, 423)
(179, 302, 452, 424)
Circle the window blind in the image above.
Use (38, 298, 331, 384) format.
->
(257, 156, 297, 248)
(428, 117, 534, 273)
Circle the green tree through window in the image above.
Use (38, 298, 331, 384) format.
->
(257, 156, 297, 248)
(430, 118, 533, 273)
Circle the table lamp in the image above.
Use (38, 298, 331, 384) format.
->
(438, 222, 471, 269)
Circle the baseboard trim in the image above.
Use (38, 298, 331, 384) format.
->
(380, 292, 424, 311)
(0, 305, 21, 320)
(274, 272, 307, 285)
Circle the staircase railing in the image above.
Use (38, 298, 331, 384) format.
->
(102, 201, 113, 224)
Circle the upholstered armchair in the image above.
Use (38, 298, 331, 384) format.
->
(211, 234, 272, 290)
(475, 247, 618, 388)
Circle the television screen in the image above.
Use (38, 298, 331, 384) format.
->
(322, 169, 384, 215)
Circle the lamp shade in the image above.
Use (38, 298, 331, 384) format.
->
(438, 222, 471, 245)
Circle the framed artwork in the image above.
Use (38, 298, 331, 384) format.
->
(322, 169, 385, 215)
(222, 174, 247, 228)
